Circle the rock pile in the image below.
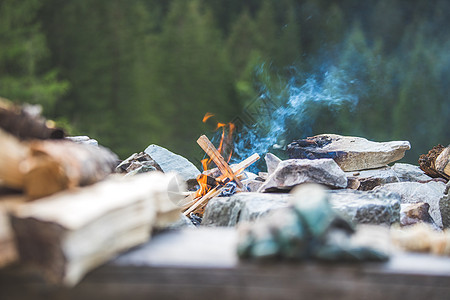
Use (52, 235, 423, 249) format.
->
(122, 134, 449, 232)
(200, 134, 449, 230)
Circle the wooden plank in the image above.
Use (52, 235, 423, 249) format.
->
(0, 228, 450, 300)
(197, 135, 243, 188)
(2, 228, 450, 299)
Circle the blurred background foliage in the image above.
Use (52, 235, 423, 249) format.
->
(0, 0, 449, 165)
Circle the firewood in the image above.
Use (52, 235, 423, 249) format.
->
(217, 153, 260, 182)
(183, 186, 222, 216)
(0, 129, 28, 189)
(0, 97, 64, 140)
(419, 145, 450, 180)
(0, 195, 27, 268)
(435, 146, 450, 179)
(182, 154, 260, 215)
(23, 140, 118, 198)
(0, 128, 118, 198)
(10, 172, 184, 286)
(197, 135, 243, 188)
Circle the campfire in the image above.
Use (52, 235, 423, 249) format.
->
(182, 113, 260, 216)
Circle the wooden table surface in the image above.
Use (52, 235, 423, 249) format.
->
(1, 227, 450, 300)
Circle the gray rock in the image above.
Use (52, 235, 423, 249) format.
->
(202, 193, 290, 227)
(245, 180, 264, 192)
(400, 203, 438, 229)
(287, 134, 411, 171)
(203, 188, 400, 227)
(145, 144, 200, 187)
(329, 189, 401, 225)
(439, 182, 450, 228)
(392, 163, 432, 182)
(238, 184, 390, 262)
(345, 166, 399, 191)
(258, 159, 347, 192)
(116, 152, 162, 174)
(163, 214, 196, 230)
(265, 153, 282, 175)
(374, 181, 446, 228)
(66, 135, 98, 147)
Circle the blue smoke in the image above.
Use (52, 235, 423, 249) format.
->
(230, 65, 360, 172)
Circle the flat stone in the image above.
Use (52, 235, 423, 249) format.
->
(265, 153, 282, 175)
(345, 166, 399, 191)
(329, 189, 401, 225)
(66, 135, 98, 147)
(392, 163, 432, 182)
(203, 188, 400, 227)
(400, 203, 437, 228)
(374, 182, 446, 228)
(145, 144, 200, 187)
(258, 159, 347, 192)
(287, 134, 411, 171)
(202, 193, 290, 227)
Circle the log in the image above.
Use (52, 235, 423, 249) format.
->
(0, 97, 64, 140)
(0, 129, 28, 189)
(0, 128, 119, 198)
(197, 135, 243, 188)
(0, 195, 28, 268)
(419, 144, 450, 180)
(435, 146, 450, 179)
(10, 172, 184, 286)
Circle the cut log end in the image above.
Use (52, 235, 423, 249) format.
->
(419, 145, 449, 180)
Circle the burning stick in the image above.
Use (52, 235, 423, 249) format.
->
(197, 135, 243, 189)
(182, 137, 260, 216)
(217, 153, 260, 182)
(179, 155, 260, 212)
(183, 186, 222, 216)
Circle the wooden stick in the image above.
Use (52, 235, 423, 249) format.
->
(197, 135, 243, 188)
(183, 186, 223, 216)
(182, 153, 260, 214)
(218, 153, 260, 182)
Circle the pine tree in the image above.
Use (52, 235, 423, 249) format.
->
(150, 0, 239, 160)
(0, 0, 68, 112)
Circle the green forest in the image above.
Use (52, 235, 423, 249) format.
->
(1, 0, 449, 167)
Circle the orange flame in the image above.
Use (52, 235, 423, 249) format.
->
(202, 112, 215, 123)
(195, 113, 237, 199)
(194, 174, 210, 198)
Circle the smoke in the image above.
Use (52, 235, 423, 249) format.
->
(230, 64, 360, 172)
